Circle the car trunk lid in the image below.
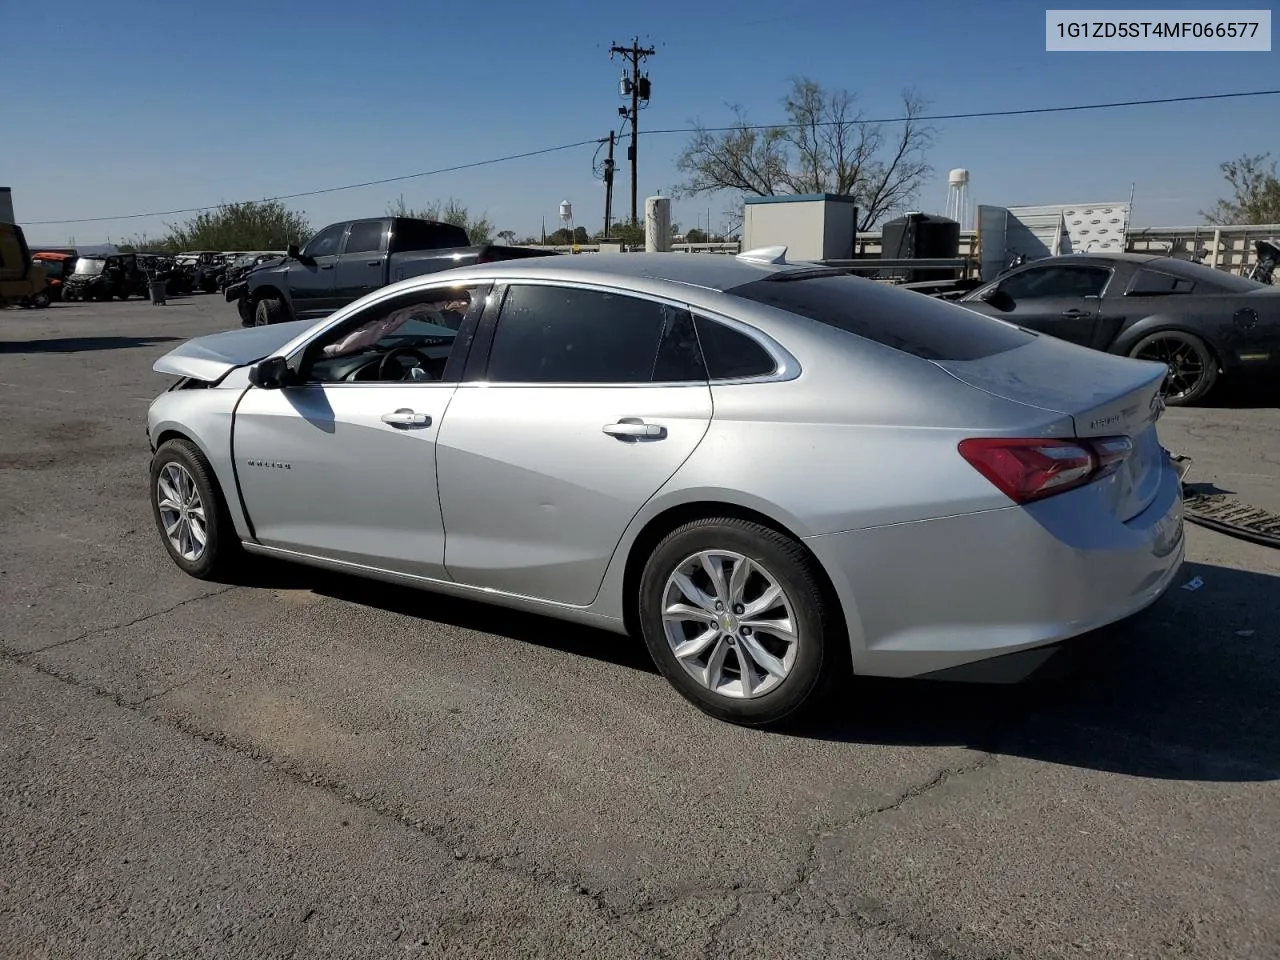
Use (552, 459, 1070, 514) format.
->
(934, 334, 1169, 522)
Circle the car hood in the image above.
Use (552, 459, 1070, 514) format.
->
(153, 318, 317, 381)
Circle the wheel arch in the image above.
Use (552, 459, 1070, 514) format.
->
(150, 422, 252, 541)
(612, 497, 854, 659)
(1112, 316, 1224, 370)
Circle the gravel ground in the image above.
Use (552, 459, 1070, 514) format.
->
(2, 295, 1278, 960)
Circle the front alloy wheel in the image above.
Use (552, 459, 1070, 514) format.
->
(149, 438, 238, 580)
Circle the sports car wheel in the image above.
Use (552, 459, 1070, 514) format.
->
(1129, 331, 1218, 406)
(149, 438, 238, 580)
(637, 518, 842, 727)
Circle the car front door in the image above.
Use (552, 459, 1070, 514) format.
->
(334, 219, 388, 304)
(288, 222, 346, 319)
(232, 281, 490, 578)
(434, 281, 714, 606)
(964, 263, 1113, 347)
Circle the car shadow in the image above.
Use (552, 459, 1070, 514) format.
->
(235, 557, 1278, 783)
(0, 336, 183, 354)
(1200, 380, 1280, 410)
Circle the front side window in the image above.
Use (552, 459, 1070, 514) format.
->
(999, 265, 1110, 300)
(300, 285, 484, 384)
(302, 224, 346, 259)
(485, 284, 707, 384)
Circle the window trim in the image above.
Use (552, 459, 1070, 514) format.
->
(463, 278, 800, 388)
(280, 280, 494, 388)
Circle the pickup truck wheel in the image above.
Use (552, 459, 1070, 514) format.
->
(237, 297, 254, 326)
(254, 297, 286, 326)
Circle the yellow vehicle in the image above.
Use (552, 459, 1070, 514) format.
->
(1, 221, 49, 308)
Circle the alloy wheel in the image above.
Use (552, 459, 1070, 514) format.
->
(661, 550, 799, 699)
(156, 462, 207, 562)
(1135, 336, 1205, 402)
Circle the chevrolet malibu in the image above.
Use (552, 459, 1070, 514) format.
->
(145, 248, 1186, 727)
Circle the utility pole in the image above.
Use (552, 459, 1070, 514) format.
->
(610, 38, 655, 225)
(602, 131, 616, 239)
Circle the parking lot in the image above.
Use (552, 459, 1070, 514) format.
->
(2, 295, 1278, 959)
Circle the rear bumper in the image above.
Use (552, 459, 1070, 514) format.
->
(805, 457, 1186, 680)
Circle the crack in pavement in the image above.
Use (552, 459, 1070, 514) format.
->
(6, 586, 236, 658)
(0, 653, 675, 960)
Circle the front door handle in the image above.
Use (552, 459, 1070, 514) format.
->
(382, 409, 431, 428)
(1061, 308, 1090, 318)
(321, 264, 333, 270)
(367, 260, 380, 267)
(603, 418, 666, 440)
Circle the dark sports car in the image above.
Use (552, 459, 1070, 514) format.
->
(952, 252, 1280, 405)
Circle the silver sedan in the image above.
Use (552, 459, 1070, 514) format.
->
(145, 248, 1186, 726)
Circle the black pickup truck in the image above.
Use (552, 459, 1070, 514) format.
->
(225, 216, 554, 326)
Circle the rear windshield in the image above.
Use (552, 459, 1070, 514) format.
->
(1144, 256, 1267, 294)
(726, 273, 1035, 361)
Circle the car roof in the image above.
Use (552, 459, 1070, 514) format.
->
(444, 250, 819, 293)
(1024, 252, 1161, 266)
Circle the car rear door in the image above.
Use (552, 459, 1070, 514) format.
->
(965, 263, 1114, 348)
(334, 219, 389, 305)
(434, 281, 713, 606)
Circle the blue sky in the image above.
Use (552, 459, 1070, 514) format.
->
(9, 0, 1277, 246)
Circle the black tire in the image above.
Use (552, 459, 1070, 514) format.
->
(237, 296, 255, 326)
(1128, 330, 1218, 406)
(254, 296, 285, 326)
(637, 517, 844, 728)
(149, 438, 240, 581)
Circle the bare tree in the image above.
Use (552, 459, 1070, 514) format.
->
(1201, 153, 1280, 225)
(386, 195, 496, 245)
(676, 78, 935, 231)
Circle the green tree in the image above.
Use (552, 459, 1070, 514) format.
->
(1202, 153, 1280, 225)
(676, 77, 935, 231)
(127, 200, 311, 252)
(387, 195, 496, 244)
(683, 228, 709, 243)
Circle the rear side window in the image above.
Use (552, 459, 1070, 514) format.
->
(344, 220, 385, 254)
(726, 274, 1034, 361)
(694, 315, 777, 379)
(1127, 269, 1195, 295)
(486, 284, 706, 383)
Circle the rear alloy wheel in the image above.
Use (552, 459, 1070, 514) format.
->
(149, 439, 239, 580)
(638, 518, 841, 727)
(1129, 331, 1218, 406)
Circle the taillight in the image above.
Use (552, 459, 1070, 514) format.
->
(958, 436, 1133, 504)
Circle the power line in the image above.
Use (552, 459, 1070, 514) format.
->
(27, 138, 604, 226)
(27, 88, 1280, 226)
(643, 88, 1280, 135)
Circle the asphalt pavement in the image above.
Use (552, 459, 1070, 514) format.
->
(2, 296, 1278, 960)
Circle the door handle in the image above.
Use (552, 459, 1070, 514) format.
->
(321, 264, 333, 270)
(382, 409, 431, 428)
(603, 419, 666, 440)
(367, 261, 380, 267)
(1061, 308, 1089, 318)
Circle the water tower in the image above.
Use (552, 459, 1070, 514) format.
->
(559, 200, 574, 240)
(945, 168, 970, 230)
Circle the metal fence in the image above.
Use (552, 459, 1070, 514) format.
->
(532, 223, 1280, 276)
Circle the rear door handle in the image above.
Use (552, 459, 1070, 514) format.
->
(382, 409, 431, 428)
(603, 419, 666, 440)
